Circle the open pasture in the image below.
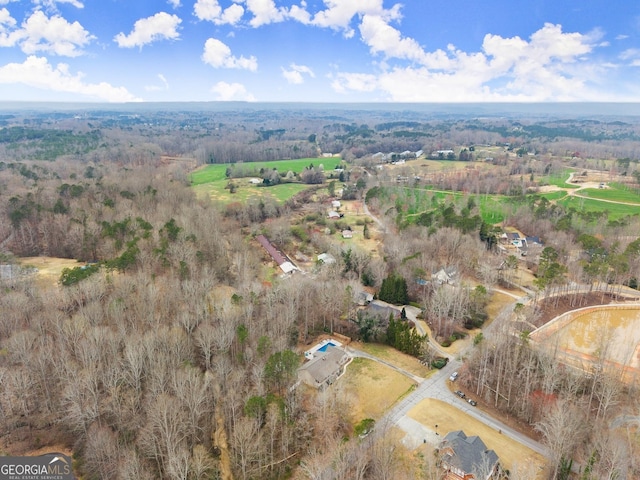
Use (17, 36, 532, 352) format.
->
(190, 157, 343, 185)
(577, 182, 640, 204)
(537, 169, 579, 189)
(558, 195, 640, 220)
(190, 157, 343, 204)
(193, 180, 311, 204)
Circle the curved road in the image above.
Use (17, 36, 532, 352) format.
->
(346, 342, 549, 458)
(351, 169, 640, 463)
(348, 279, 640, 460)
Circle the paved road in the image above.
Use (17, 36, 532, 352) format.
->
(345, 340, 549, 457)
(378, 358, 550, 458)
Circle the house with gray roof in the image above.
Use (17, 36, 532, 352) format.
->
(439, 430, 500, 480)
(298, 346, 350, 390)
(432, 266, 458, 285)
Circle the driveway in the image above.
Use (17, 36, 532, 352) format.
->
(344, 339, 548, 457)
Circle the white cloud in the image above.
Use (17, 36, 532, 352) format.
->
(194, 0, 244, 25)
(114, 12, 181, 48)
(359, 14, 426, 63)
(167, 0, 180, 7)
(0, 55, 140, 102)
(620, 48, 640, 67)
(282, 63, 314, 84)
(202, 38, 257, 70)
(288, 4, 310, 24)
(330, 72, 377, 94)
(0, 7, 15, 28)
(332, 23, 614, 102)
(311, 0, 401, 37)
(145, 73, 169, 91)
(210, 81, 255, 101)
(243, 0, 288, 27)
(2, 10, 94, 56)
(34, 0, 84, 8)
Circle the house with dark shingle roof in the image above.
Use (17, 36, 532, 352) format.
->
(439, 430, 500, 480)
(297, 346, 350, 390)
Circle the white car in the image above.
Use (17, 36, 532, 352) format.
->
(449, 371, 459, 381)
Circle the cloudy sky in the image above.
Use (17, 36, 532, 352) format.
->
(0, 0, 639, 103)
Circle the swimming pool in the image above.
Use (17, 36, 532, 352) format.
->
(304, 339, 343, 360)
(317, 341, 338, 352)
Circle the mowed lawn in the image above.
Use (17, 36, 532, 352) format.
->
(341, 357, 416, 422)
(538, 169, 579, 189)
(351, 342, 433, 378)
(408, 398, 548, 478)
(559, 195, 640, 220)
(577, 183, 640, 204)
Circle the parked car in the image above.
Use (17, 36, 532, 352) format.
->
(467, 399, 477, 406)
(449, 371, 459, 381)
(455, 390, 465, 398)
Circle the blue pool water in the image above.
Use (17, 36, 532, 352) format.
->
(317, 341, 337, 352)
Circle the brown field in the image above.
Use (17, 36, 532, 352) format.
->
(341, 357, 416, 422)
(487, 291, 519, 319)
(333, 199, 382, 254)
(350, 342, 433, 378)
(408, 398, 548, 478)
(18, 256, 83, 287)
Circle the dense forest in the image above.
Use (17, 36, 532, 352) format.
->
(2, 103, 640, 479)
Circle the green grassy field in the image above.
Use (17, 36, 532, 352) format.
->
(190, 157, 342, 186)
(576, 182, 640, 204)
(538, 169, 579, 189)
(477, 195, 515, 224)
(190, 157, 343, 204)
(538, 191, 569, 201)
(558, 196, 640, 220)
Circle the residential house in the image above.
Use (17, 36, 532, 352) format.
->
(356, 291, 374, 306)
(331, 200, 341, 209)
(342, 229, 353, 239)
(256, 234, 298, 274)
(432, 267, 458, 285)
(317, 253, 336, 265)
(298, 346, 351, 389)
(439, 430, 500, 480)
(364, 300, 401, 323)
(327, 210, 341, 220)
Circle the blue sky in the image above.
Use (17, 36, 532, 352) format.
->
(0, 0, 639, 103)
